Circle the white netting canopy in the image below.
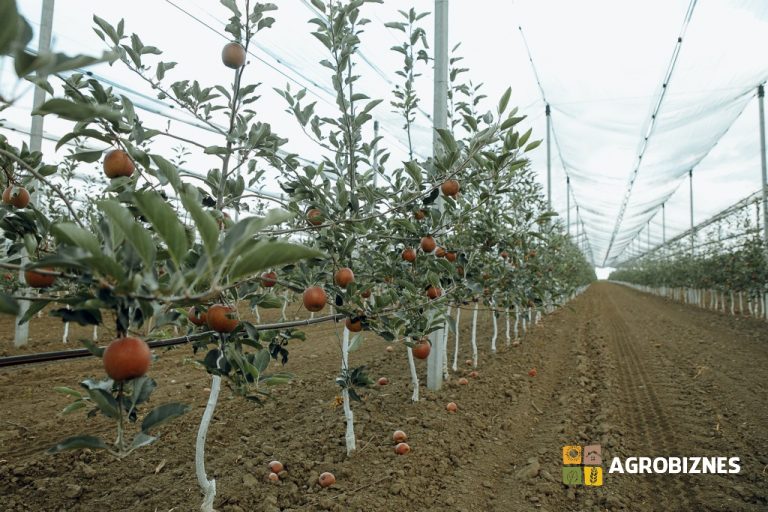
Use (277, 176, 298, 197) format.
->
(3, 0, 768, 267)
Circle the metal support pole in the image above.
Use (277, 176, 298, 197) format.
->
(758, 85, 768, 254)
(647, 221, 650, 251)
(427, 0, 449, 391)
(689, 169, 694, 256)
(15, 0, 55, 347)
(755, 200, 760, 233)
(576, 206, 580, 244)
(566, 176, 571, 236)
(546, 104, 552, 209)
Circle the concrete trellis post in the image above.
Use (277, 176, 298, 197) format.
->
(426, 0, 449, 391)
(15, 0, 55, 347)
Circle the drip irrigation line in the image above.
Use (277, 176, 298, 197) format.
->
(0, 282, 580, 370)
(0, 313, 346, 369)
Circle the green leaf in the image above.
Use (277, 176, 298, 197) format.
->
(156, 61, 176, 81)
(48, 435, 109, 454)
(99, 200, 156, 267)
(61, 401, 87, 415)
(66, 149, 103, 163)
(55, 128, 111, 151)
(524, 139, 542, 152)
(435, 128, 457, 153)
(254, 294, 283, 309)
(0, 0, 20, 55)
(93, 15, 119, 45)
(228, 241, 323, 281)
(260, 373, 293, 386)
(0, 293, 20, 315)
(220, 209, 295, 255)
(179, 185, 218, 259)
(253, 349, 270, 373)
(221, 0, 242, 17)
(500, 116, 526, 131)
(80, 338, 105, 358)
(129, 432, 157, 450)
(519, 128, 533, 147)
(87, 388, 119, 419)
(52, 223, 101, 255)
(498, 87, 512, 114)
(33, 98, 121, 123)
(141, 403, 191, 433)
(18, 300, 49, 325)
(404, 161, 422, 185)
(203, 146, 229, 155)
(121, 94, 136, 124)
(45, 52, 112, 75)
(54, 386, 83, 398)
(128, 376, 157, 412)
(133, 191, 188, 268)
(348, 333, 364, 352)
(81, 255, 126, 281)
(150, 154, 182, 190)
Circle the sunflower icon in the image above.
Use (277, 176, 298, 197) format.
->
(563, 445, 582, 465)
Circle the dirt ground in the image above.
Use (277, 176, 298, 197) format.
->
(0, 282, 766, 512)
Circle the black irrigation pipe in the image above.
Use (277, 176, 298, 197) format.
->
(0, 314, 345, 369)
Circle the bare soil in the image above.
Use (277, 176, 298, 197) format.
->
(1, 282, 767, 511)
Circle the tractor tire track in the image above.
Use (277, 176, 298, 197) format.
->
(602, 291, 701, 510)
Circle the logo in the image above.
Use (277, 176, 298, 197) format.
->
(562, 445, 582, 465)
(562, 442, 741, 485)
(584, 466, 603, 486)
(562, 444, 603, 486)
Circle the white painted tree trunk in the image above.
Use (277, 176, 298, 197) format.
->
(514, 307, 519, 339)
(452, 307, 461, 372)
(490, 301, 498, 354)
(341, 327, 356, 455)
(407, 343, 419, 402)
(470, 302, 479, 368)
(280, 291, 289, 321)
(196, 374, 220, 512)
(739, 292, 744, 315)
(764, 293, 768, 320)
(253, 305, 260, 323)
(730, 291, 735, 315)
(62, 322, 69, 344)
(92, 325, 98, 341)
(442, 306, 451, 380)
(505, 307, 511, 346)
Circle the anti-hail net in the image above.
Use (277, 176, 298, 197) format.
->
(2, 0, 768, 266)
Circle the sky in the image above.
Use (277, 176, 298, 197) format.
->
(2, 0, 768, 271)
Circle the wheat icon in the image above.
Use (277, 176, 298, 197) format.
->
(589, 466, 598, 485)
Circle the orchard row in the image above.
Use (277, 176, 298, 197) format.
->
(0, 1, 593, 509)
